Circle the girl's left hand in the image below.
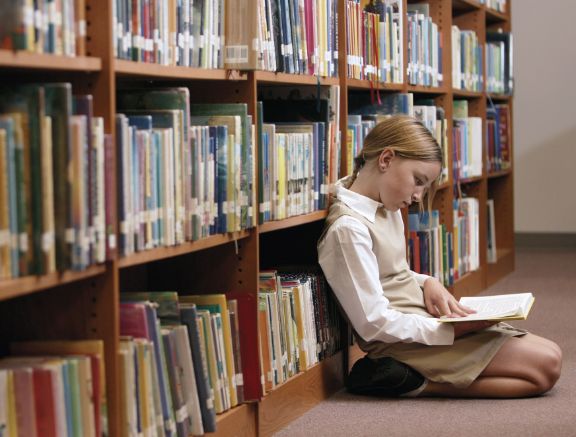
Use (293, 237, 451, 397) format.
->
(422, 278, 476, 318)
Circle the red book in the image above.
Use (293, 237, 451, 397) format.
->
(225, 291, 262, 401)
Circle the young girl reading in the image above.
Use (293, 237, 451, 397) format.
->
(318, 115, 562, 398)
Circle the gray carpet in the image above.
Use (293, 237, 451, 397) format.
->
(274, 246, 576, 437)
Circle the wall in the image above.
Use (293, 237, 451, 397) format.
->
(512, 0, 576, 233)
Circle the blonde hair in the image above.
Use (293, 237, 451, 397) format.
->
(348, 114, 443, 210)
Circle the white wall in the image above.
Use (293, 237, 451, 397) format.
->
(512, 0, 576, 233)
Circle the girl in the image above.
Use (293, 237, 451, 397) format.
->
(318, 115, 562, 398)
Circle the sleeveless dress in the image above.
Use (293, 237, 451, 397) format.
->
(319, 197, 526, 388)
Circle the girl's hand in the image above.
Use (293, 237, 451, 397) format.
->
(422, 277, 476, 318)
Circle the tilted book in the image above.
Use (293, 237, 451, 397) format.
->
(438, 292, 535, 323)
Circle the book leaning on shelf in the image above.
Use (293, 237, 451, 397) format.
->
(439, 292, 535, 323)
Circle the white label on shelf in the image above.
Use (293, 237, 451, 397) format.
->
(0, 230, 9, 247)
(78, 19, 87, 37)
(23, 6, 34, 27)
(175, 406, 188, 423)
(236, 373, 244, 386)
(108, 234, 117, 249)
(65, 228, 75, 244)
(19, 233, 28, 251)
(42, 232, 55, 252)
(206, 397, 214, 409)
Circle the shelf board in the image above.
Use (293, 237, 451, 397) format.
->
(259, 351, 344, 437)
(487, 168, 512, 179)
(0, 50, 102, 72)
(407, 84, 448, 94)
(453, 267, 485, 298)
(255, 71, 339, 86)
(259, 210, 328, 234)
(487, 247, 514, 287)
(0, 265, 107, 302)
(457, 175, 484, 184)
(114, 59, 237, 81)
(209, 403, 257, 437)
(452, 0, 483, 15)
(486, 93, 512, 101)
(485, 8, 508, 24)
(452, 88, 483, 98)
(118, 230, 252, 268)
(346, 78, 404, 91)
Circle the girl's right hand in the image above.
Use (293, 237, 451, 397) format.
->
(453, 320, 497, 338)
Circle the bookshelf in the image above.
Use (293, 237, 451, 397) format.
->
(0, 0, 514, 436)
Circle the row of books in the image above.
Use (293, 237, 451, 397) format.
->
(408, 210, 455, 287)
(486, 104, 511, 172)
(258, 269, 342, 392)
(0, 340, 107, 437)
(0, 0, 86, 56)
(480, 0, 507, 13)
(0, 84, 111, 280)
(116, 88, 255, 257)
(406, 4, 443, 87)
(346, 0, 403, 83)
(486, 31, 514, 95)
(451, 26, 483, 92)
(453, 100, 483, 180)
(113, 0, 225, 68)
(346, 93, 449, 185)
(257, 85, 341, 223)
(119, 292, 249, 436)
(453, 197, 480, 278)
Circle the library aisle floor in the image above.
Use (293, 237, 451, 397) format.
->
(274, 245, 576, 437)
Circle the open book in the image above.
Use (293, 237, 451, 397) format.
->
(438, 292, 535, 323)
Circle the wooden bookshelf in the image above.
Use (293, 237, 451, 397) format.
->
(0, 0, 515, 436)
(0, 50, 102, 71)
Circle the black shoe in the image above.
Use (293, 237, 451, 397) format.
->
(346, 356, 425, 397)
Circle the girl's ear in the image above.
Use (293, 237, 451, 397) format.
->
(378, 148, 395, 171)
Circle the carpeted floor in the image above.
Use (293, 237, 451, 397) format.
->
(274, 246, 576, 437)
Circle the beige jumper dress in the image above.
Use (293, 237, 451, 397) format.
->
(320, 198, 526, 388)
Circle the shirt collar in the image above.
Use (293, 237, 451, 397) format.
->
(335, 177, 383, 223)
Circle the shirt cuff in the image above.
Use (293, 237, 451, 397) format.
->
(412, 271, 432, 287)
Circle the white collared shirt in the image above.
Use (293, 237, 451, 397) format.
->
(318, 183, 454, 345)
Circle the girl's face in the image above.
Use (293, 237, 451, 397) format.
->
(375, 150, 441, 211)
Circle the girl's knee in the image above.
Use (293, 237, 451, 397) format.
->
(533, 345, 562, 394)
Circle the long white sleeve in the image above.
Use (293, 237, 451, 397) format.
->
(318, 215, 454, 346)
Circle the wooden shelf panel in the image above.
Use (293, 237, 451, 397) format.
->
(486, 247, 514, 287)
(208, 403, 257, 437)
(259, 211, 328, 234)
(118, 230, 252, 268)
(452, 0, 483, 15)
(0, 50, 101, 71)
(485, 8, 508, 24)
(487, 93, 512, 101)
(114, 60, 237, 81)
(255, 70, 339, 86)
(487, 168, 512, 179)
(453, 88, 484, 98)
(258, 351, 344, 437)
(0, 265, 107, 302)
(407, 84, 448, 94)
(453, 267, 485, 298)
(346, 78, 404, 91)
(458, 175, 484, 184)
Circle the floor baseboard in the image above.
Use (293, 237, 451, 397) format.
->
(515, 232, 576, 247)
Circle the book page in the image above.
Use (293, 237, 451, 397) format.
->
(439, 293, 533, 322)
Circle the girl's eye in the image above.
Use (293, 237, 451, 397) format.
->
(415, 178, 424, 186)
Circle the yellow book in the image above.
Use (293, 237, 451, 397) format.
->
(5, 370, 18, 436)
(180, 294, 238, 408)
(439, 292, 535, 323)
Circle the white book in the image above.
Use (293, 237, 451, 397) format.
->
(439, 292, 535, 323)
